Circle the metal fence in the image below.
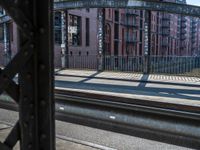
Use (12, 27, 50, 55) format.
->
(65, 55, 200, 76)
(104, 56, 144, 72)
(149, 56, 200, 75)
(67, 54, 98, 70)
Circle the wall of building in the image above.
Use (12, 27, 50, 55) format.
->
(1, 4, 200, 69)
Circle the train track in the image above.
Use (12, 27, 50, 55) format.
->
(0, 88, 200, 149)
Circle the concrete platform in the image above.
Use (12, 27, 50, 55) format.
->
(55, 69, 200, 107)
(56, 69, 200, 85)
(0, 123, 111, 150)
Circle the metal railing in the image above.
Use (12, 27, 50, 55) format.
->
(104, 55, 144, 72)
(67, 54, 98, 70)
(149, 56, 200, 76)
(63, 55, 200, 77)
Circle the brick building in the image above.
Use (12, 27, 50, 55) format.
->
(1, 0, 200, 68)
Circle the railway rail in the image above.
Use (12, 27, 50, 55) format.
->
(0, 88, 200, 149)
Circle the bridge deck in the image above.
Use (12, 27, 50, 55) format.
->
(55, 69, 200, 107)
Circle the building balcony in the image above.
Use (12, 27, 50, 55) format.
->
(192, 39, 196, 43)
(192, 29, 197, 33)
(181, 17, 187, 22)
(180, 35, 186, 40)
(161, 42, 169, 47)
(126, 10, 139, 16)
(162, 17, 170, 21)
(125, 22, 139, 28)
(162, 32, 170, 36)
(192, 36, 196, 39)
(181, 24, 186, 28)
(181, 30, 187, 34)
(162, 24, 170, 28)
(192, 23, 197, 28)
(192, 21, 197, 25)
(126, 37, 137, 43)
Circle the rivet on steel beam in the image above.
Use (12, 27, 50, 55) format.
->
(23, 122, 28, 128)
(23, 96, 28, 102)
(40, 64, 46, 70)
(23, 23, 28, 28)
(30, 115, 34, 120)
(40, 28, 45, 34)
(26, 73, 32, 79)
(40, 134, 47, 141)
(30, 44, 35, 49)
(28, 144, 32, 149)
(30, 103, 34, 108)
(24, 0, 29, 5)
(30, 32, 34, 36)
(3, 75, 8, 80)
(40, 100, 46, 107)
(24, 51, 28, 56)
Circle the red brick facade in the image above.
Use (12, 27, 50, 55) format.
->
(1, 2, 200, 68)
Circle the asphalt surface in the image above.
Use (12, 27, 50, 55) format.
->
(55, 74, 200, 106)
(0, 108, 192, 150)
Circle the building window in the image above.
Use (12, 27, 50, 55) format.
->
(114, 10, 119, 22)
(86, 18, 90, 46)
(109, 9, 111, 18)
(68, 14, 81, 46)
(114, 24, 119, 39)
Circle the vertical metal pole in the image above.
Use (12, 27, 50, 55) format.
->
(144, 10, 151, 74)
(3, 22, 8, 65)
(97, 8, 105, 71)
(61, 11, 68, 68)
(65, 10, 69, 68)
(18, 0, 55, 149)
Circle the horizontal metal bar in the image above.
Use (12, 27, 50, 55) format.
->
(1, 88, 200, 119)
(55, 93, 200, 121)
(0, 0, 34, 37)
(0, 69, 19, 103)
(55, 89, 200, 114)
(54, 0, 200, 17)
(4, 121, 20, 149)
(0, 41, 34, 96)
(0, 142, 11, 150)
(55, 101, 200, 149)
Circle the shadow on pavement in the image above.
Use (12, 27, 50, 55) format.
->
(55, 80, 200, 101)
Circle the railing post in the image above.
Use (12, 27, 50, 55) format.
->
(61, 10, 69, 68)
(97, 8, 105, 71)
(3, 22, 11, 65)
(144, 10, 151, 74)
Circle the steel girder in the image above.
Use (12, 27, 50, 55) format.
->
(0, 0, 55, 150)
(54, 0, 200, 17)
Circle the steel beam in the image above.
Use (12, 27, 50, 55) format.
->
(54, 0, 200, 17)
(55, 93, 200, 149)
(17, 0, 55, 149)
(0, 0, 55, 149)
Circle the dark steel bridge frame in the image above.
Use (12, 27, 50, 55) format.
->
(0, 0, 200, 149)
